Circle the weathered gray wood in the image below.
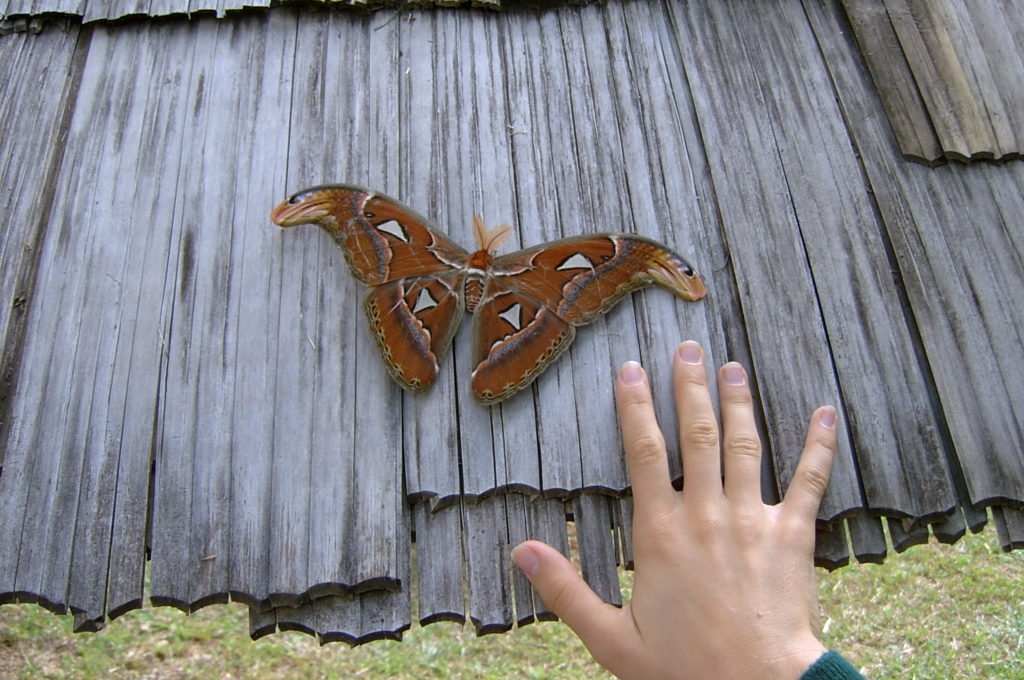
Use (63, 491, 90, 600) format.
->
(807, 0, 1024, 513)
(572, 495, 621, 607)
(888, 517, 930, 553)
(414, 503, 466, 625)
(843, 0, 1024, 162)
(614, 497, 634, 570)
(348, 8, 405, 595)
(0, 24, 82, 461)
(80, 0, 111, 23)
(886, 0, 994, 160)
(327, 493, 411, 643)
(734, 0, 956, 521)
(4, 0, 516, 21)
(221, 12, 295, 610)
(501, 9, 588, 498)
(248, 605, 277, 639)
(425, 8, 546, 500)
(149, 0, 187, 17)
(69, 22, 202, 626)
(247, 497, 411, 643)
(525, 497, 568, 622)
(4, 0, 1024, 642)
(670, 0, 862, 522)
(443, 10, 539, 500)
(1, 1, 24, 17)
(0, 22, 177, 621)
(579, 1, 670, 486)
(930, 509, 967, 545)
(993, 506, 1024, 551)
(397, 9, 465, 508)
(504, 494, 536, 626)
(284, 11, 362, 603)
(846, 514, 887, 564)
(814, 521, 851, 571)
(840, 0, 944, 162)
(948, 3, 1021, 159)
(267, 8, 403, 602)
(614, 0, 734, 489)
(310, 594, 362, 645)
(148, 17, 225, 612)
(463, 498, 513, 634)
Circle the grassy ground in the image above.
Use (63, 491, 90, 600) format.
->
(1, 526, 1021, 679)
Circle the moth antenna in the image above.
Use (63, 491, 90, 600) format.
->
(472, 214, 513, 253)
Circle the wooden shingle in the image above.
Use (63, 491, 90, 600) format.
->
(1, 0, 1023, 645)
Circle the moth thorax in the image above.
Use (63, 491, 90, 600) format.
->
(465, 276, 485, 313)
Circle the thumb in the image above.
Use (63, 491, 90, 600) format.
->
(511, 540, 620, 646)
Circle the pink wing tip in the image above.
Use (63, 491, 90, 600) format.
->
(649, 254, 707, 301)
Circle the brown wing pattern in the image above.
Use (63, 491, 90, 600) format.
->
(470, 281, 575, 404)
(491, 234, 705, 325)
(364, 270, 466, 392)
(270, 185, 468, 286)
(273, 186, 707, 403)
(469, 234, 704, 402)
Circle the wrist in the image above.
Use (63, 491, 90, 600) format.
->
(728, 635, 827, 680)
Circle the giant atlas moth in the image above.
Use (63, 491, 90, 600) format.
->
(270, 184, 706, 404)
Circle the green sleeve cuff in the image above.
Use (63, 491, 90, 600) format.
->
(799, 650, 864, 680)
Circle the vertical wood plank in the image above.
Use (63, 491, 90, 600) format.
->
(807, 0, 1024, 514)
(846, 514, 887, 564)
(286, 13, 360, 602)
(930, 509, 966, 545)
(414, 502, 466, 625)
(0, 25, 82, 421)
(463, 498, 513, 634)
(499, 10, 584, 498)
(883, 0, 993, 160)
(435, 10, 541, 500)
(733, 0, 956, 521)
(669, 0, 863, 521)
(888, 517, 930, 553)
(945, 2, 1021, 159)
(149, 16, 220, 612)
(608, 0, 735, 485)
(222, 9, 295, 609)
(814, 521, 851, 570)
(0, 30, 84, 609)
(526, 498, 568, 622)
(572, 495, 621, 606)
(840, 0, 944, 162)
(993, 507, 1024, 551)
(349, 4, 404, 594)
(1, 25, 159, 616)
(503, 494, 535, 626)
(397, 9, 464, 507)
(70, 21, 199, 625)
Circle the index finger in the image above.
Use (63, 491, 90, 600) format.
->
(616, 361, 677, 518)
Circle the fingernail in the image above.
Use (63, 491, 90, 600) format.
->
(511, 543, 540, 578)
(722, 363, 747, 386)
(620, 361, 644, 385)
(820, 407, 837, 429)
(678, 341, 703, 365)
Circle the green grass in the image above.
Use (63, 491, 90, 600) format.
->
(1, 526, 1021, 679)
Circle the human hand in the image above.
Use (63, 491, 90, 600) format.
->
(512, 340, 839, 680)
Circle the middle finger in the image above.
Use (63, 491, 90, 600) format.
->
(673, 341, 723, 501)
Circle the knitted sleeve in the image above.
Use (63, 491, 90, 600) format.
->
(799, 650, 865, 680)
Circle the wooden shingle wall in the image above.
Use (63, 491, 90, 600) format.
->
(843, 0, 1024, 163)
(0, 0, 502, 25)
(1, 0, 1023, 644)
